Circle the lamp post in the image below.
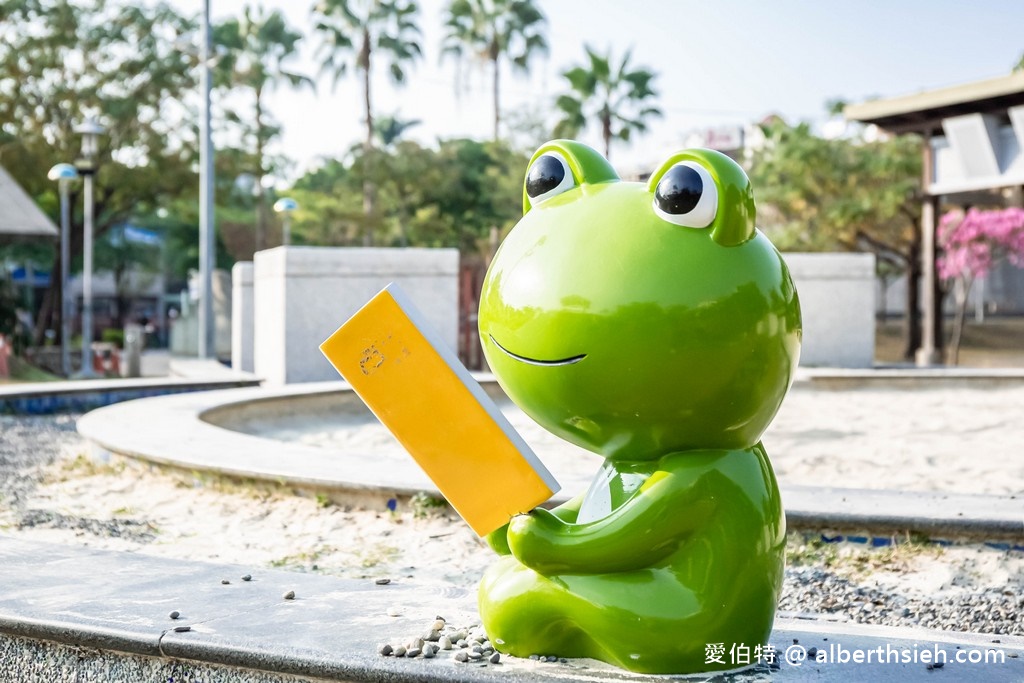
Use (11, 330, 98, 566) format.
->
(74, 118, 105, 379)
(273, 198, 298, 246)
(198, 0, 216, 359)
(47, 163, 79, 377)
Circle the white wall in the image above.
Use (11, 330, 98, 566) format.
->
(253, 247, 459, 384)
(231, 262, 254, 373)
(785, 253, 876, 368)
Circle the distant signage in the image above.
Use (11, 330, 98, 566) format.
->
(698, 126, 744, 151)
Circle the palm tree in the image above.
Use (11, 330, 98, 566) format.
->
(553, 45, 662, 160)
(441, 0, 547, 141)
(214, 6, 313, 252)
(313, 0, 422, 245)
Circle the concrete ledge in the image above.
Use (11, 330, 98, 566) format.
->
(2, 537, 1022, 682)
(76, 382, 1024, 541)
(0, 375, 261, 415)
(798, 367, 1024, 390)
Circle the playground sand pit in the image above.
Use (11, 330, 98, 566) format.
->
(1, 408, 1023, 637)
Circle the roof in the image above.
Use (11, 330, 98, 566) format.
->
(0, 164, 58, 238)
(844, 71, 1024, 134)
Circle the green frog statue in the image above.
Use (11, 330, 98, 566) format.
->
(476, 140, 802, 674)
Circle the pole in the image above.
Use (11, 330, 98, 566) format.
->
(198, 0, 216, 359)
(916, 131, 940, 366)
(283, 214, 291, 246)
(60, 183, 72, 377)
(81, 173, 96, 377)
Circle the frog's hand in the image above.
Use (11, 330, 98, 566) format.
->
(507, 471, 714, 575)
(484, 494, 584, 556)
(485, 522, 512, 555)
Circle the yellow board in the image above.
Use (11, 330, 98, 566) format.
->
(319, 283, 559, 536)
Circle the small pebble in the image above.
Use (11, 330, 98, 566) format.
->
(378, 644, 393, 656)
(221, 579, 230, 585)
(424, 643, 439, 656)
(454, 651, 469, 663)
(439, 636, 452, 650)
(933, 661, 944, 669)
(546, 655, 558, 663)
(529, 654, 540, 661)
(411, 637, 425, 650)
(173, 625, 191, 633)
(472, 646, 484, 655)
(457, 639, 468, 648)
(241, 574, 252, 582)
(168, 611, 180, 620)
(424, 629, 441, 642)
(559, 658, 567, 663)
(375, 578, 391, 585)
(423, 649, 435, 659)
(283, 590, 295, 600)
(450, 631, 466, 642)
(435, 615, 446, 622)
(393, 646, 407, 657)
(431, 619, 445, 632)
(406, 648, 421, 658)
(807, 647, 818, 657)
(489, 652, 501, 664)
(468, 651, 483, 660)
(387, 606, 402, 617)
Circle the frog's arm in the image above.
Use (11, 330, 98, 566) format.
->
(507, 470, 714, 574)
(484, 493, 585, 555)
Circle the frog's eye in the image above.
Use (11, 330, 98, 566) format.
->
(653, 161, 718, 228)
(525, 152, 576, 206)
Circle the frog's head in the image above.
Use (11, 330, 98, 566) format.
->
(479, 140, 801, 460)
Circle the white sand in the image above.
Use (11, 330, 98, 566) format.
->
(252, 385, 1024, 496)
(3, 383, 1023, 626)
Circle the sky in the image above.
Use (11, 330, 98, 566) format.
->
(164, 0, 1024, 182)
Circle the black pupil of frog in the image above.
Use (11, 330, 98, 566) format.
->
(655, 165, 703, 214)
(526, 155, 566, 198)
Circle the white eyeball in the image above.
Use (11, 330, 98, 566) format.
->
(525, 152, 576, 206)
(652, 161, 718, 228)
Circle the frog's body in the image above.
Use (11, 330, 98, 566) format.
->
(476, 141, 801, 674)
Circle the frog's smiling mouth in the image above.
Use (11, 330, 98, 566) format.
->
(489, 335, 586, 367)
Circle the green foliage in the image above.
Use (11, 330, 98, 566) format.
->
(101, 328, 124, 347)
(441, 0, 548, 140)
(749, 120, 922, 268)
(214, 5, 312, 252)
(553, 45, 661, 160)
(0, 0, 200, 340)
(314, 0, 423, 92)
(312, 0, 423, 244)
(288, 138, 527, 254)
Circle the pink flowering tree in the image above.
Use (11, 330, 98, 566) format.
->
(937, 207, 1024, 364)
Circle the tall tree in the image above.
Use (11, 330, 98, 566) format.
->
(0, 0, 198, 345)
(313, 0, 422, 245)
(553, 45, 661, 160)
(441, 0, 547, 141)
(749, 119, 928, 359)
(214, 6, 312, 253)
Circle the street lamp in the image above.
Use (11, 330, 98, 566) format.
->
(74, 118, 105, 379)
(198, 0, 216, 359)
(273, 197, 298, 246)
(47, 163, 79, 377)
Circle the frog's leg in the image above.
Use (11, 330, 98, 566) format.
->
(480, 556, 781, 674)
(479, 556, 607, 661)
